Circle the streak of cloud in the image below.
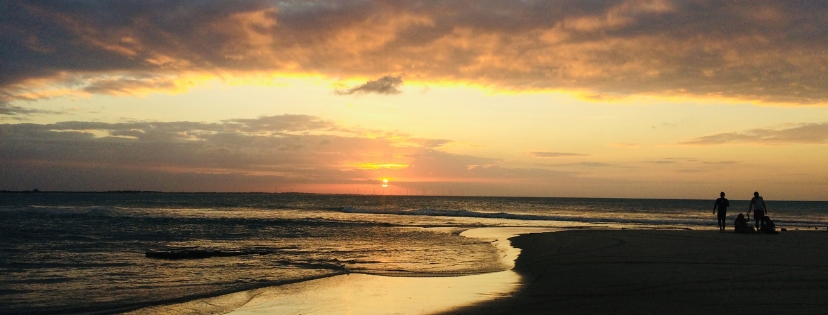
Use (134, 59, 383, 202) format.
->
(530, 152, 588, 158)
(0, 102, 63, 117)
(0, 103, 41, 116)
(544, 162, 617, 168)
(647, 160, 677, 164)
(336, 76, 403, 95)
(1, 1, 828, 105)
(679, 122, 828, 145)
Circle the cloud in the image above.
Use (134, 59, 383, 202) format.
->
(646, 160, 677, 164)
(544, 162, 617, 168)
(335, 76, 403, 95)
(1, 1, 828, 104)
(530, 151, 588, 158)
(0, 115, 401, 174)
(0, 102, 63, 118)
(0, 103, 40, 116)
(0, 114, 592, 193)
(679, 122, 828, 145)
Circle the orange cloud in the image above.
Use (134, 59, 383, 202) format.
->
(3, 1, 828, 106)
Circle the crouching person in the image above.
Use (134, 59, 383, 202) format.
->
(760, 216, 779, 234)
(734, 213, 754, 233)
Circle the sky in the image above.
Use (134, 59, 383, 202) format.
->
(2, 0, 828, 200)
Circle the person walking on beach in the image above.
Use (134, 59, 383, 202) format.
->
(713, 192, 729, 232)
(749, 191, 767, 230)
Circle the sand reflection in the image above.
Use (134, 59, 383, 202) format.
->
(226, 271, 518, 315)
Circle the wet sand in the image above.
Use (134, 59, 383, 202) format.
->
(441, 230, 828, 315)
(125, 271, 521, 315)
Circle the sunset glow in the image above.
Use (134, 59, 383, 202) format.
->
(2, 1, 828, 200)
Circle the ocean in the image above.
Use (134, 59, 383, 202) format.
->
(2, 192, 826, 314)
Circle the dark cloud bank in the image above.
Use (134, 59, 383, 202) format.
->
(2, 0, 828, 105)
(0, 115, 589, 193)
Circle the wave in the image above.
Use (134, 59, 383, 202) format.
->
(339, 206, 691, 225)
(337, 207, 828, 228)
(145, 249, 275, 259)
(340, 206, 554, 220)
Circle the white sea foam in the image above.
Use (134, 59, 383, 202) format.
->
(338, 206, 719, 228)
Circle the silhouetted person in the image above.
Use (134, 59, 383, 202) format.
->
(734, 213, 753, 233)
(713, 192, 729, 232)
(748, 191, 767, 230)
(760, 216, 778, 234)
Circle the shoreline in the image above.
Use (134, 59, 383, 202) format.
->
(440, 229, 828, 314)
(124, 227, 554, 315)
(124, 228, 828, 315)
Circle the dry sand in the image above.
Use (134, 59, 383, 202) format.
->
(441, 229, 828, 315)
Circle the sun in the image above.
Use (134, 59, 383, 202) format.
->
(381, 179, 389, 188)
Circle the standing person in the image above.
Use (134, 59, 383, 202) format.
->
(748, 191, 767, 230)
(713, 192, 729, 232)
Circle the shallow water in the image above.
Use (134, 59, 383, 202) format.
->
(127, 227, 547, 315)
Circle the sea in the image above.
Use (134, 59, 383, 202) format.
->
(2, 192, 827, 314)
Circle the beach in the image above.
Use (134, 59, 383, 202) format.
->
(4, 194, 828, 314)
(442, 229, 828, 315)
(126, 228, 828, 315)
